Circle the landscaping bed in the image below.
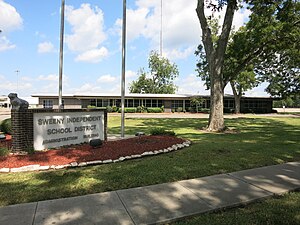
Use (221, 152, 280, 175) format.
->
(0, 135, 188, 170)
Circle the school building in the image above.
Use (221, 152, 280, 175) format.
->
(31, 93, 275, 113)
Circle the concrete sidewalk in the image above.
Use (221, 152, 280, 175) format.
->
(1, 162, 299, 225)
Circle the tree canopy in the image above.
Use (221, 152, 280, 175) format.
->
(129, 51, 179, 94)
(195, 0, 299, 116)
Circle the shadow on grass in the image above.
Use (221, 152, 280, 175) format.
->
(0, 117, 299, 207)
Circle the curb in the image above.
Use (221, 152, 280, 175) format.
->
(0, 140, 191, 173)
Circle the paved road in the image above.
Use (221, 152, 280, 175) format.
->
(0, 161, 299, 225)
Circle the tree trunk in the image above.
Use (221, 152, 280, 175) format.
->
(208, 67, 224, 131)
(196, 0, 237, 132)
(230, 81, 241, 114)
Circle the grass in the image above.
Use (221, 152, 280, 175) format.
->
(0, 116, 299, 212)
(170, 192, 300, 225)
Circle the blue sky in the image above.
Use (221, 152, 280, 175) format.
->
(0, 0, 269, 97)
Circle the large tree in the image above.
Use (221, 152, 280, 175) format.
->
(196, 0, 299, 120)
(196, 0, 238, 131)
(129, 51, 179, 94)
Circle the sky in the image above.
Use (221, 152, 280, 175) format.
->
(0, 0, 270, 98)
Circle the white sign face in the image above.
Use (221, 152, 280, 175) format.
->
(33, 111, 104, 150)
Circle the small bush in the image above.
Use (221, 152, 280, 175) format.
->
(176, 107, 183, 113)
(106, 106, 113, 113)
(87, 105, 107, 110)
(118, 108, 137, 113)
(0, 118, 12, 134)
(147, 107, 163, 113)
(0, 147, 9, 156)
(199, 108, 210, 113)
(137, 105, 146, 113)
(150, 127, 176, 136)
(112, 105, 118, 112)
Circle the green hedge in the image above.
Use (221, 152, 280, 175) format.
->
(0, 118, 12, 134)
(118, 108, 137, 113)
(147, 107, 163, 113)
(150, 127, 176, 136)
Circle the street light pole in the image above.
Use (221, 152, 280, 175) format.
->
(58, 0, 65, 110)
(121, 0, 127, 138)
(15, 70, 20, 93)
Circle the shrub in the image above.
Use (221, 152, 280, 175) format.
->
(137, 105, 146, 113)
(0, 118, 12, 134)
(176, 107, 183, 112)
(150, 127, 176, 136)
(118, 108, 137, 113)
(147, 107, 163, 113)
(199, 108, 210, 113)
(112, 105, 118, 112)
(106, 106, 113, 113)
(87, 105, 107, 110)
(0, 147, 9, 156)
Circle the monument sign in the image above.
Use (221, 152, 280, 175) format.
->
(34, 111, 104, 150)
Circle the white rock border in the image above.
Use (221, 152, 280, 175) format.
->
(0, 140, 191, 173)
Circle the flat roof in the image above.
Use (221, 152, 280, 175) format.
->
(31, 93, 274, 99)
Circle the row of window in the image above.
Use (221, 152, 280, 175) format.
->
(42, 98, 270, 111)
(242, 100, 269, 109)
(89, 99, 164, 108)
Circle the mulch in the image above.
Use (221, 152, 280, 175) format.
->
(0, 135, 185, 169)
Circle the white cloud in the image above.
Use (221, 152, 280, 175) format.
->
(97, 74, 116, 83)
(115, 0, 250, 60)
(175, 74, 209, 95)
(0, 0, 22, 52)
(114, 0, 200, 60)
(37, 41, 55, 53)
(0, 75, 32, 94)
(0, 36, 16, 52)
(65, 3, 108, 63)
(0, 0, 23, 33)
(37, 74, 58, 81)
(245, 82, 270, 97)
(126, 70, 137, 79)
(164, 46, 195, 60)
(75, 47, 108, 63)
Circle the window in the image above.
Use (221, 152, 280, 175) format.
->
(157, 100, 164, 107)
(224, 99, 234, 108)
(127, 99, 134, 107)
(43, 100, 53, 109)
(146, 99, 152, 107)
(152, 100, 158, 107)
(171, 100, 183, 109)
(96, 99, 102, 107)
(133, 99, 140, 107)
(102, 99, 110, 107)
(90, 99, 96, 106)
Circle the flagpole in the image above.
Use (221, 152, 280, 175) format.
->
(121, 0, 127, 137)
(58, 0, 65, 109)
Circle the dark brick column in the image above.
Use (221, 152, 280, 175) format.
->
(11, 109, 33, 152)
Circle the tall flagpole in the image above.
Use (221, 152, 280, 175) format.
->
(121, 0, 127, 137)
(58, 0, 65, 109)
(160, 0, 163, 56)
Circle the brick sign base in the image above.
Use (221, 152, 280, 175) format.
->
(11, 109, 107, 152)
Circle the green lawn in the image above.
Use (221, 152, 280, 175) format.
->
(0, 116, 299, 213)
(170, 191, 300, 225)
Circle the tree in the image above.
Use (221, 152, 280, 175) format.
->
(129, 51, 179, 94)
(243, 0, 300, 99)
(196, 0, 299, 118)
(196, 0, 238, 131)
